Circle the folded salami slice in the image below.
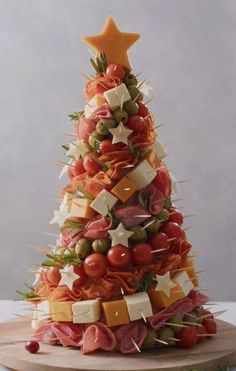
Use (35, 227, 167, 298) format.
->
(90, 103, 112, 123)
(115, 205, 151, 228)
(83, 215, 112, 239)
(76, 116, 96, 143)
(82, 322, 116, 354)
(115, 322, 147, 354)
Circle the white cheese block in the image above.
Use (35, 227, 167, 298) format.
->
(72, 299, 101, 323)
(126, 159, 157, 190)
(104, 83, 131, 109)
(173, 271, 194, 296)
(60, 192, 73, 212)
(31, 309, 41, 330)
(124, 292, 153, 321)
(37, 300, 51, 320)
(90, 189, 118, 216)
(155, 141, 167, 159)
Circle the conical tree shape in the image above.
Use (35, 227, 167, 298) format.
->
(20, 17, 217, 354)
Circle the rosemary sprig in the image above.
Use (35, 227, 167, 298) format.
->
(76, 185, 93, 200)
(128, 140, 151, 161)
(61, 219, 85, 231)
(68, 111, 84, 121)
(16, 285, 37, 301)
(138, 191, 152, 210)
(93, 156, 111, 172)
(62, 144, 69, 152)
(41, 250, 82, 268)
(138, 271, 155, 292)
(90, 52, 108, 74)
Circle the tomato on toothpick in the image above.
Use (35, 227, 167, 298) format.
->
(138, 101, 149, 117)
(83, 152, 102, 174)
(168, 207, 184, 226)
(131, 242, 153, 266)
(125, 115, 145, 133)
(99, 139, 116, 155)
(149, 232, 170, 255)
(106, 64, 125, 80)
(72, 159, 86, 177)
(160, 222, 183, 240)
(107, 245, 131, 269)
(170, 239, 191, 256)
(73, 264, 88, 288)
(177, 326, 198, 348)
(196, 325, 207, 343)
(202, 318, 217, 338)
(84, 253, 108, 278)
(152, 167, 172, 198)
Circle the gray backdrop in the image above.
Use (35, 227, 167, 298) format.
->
(0, 0, 235, 300)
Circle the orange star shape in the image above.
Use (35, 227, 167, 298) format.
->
(83, 16, 140, 70)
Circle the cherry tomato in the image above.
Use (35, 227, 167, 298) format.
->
(99, 139, 116, 155)
(160, 222, 183, 240)
(71, 159, 86, 177)
(107, 245, 131, 269)
(83, 152, 101, 174)
(25, 340, 40, 353)
(131, 242, 154, 266)
(73, 264, 88, 288)
(138, 102, 149, 117)
(149, 232, 170, 255)
(196, 325, 207, 343)
(125, 115, 145, 133)
(177, 326, 198, 348)
(84, 253, 108, 278)
(202, 318, 217, 338)
(152, 167, 171, 198)
(201, 309, 214, 320)
(168, 207, 184, 225)
(106, 64, 125, 80)
(171, 239, 191, 256)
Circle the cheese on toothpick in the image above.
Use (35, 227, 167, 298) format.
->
(72, 299, 101, 323)
(90, 189, 118, 216)
(124, 292, 153, 321)
(84, 95, 106, 118)
(70, 197, 95, 219)
(172, 271, 194, 296)
(111, 176, 137, 203)
(126, 159, 157, 190)
(104, 83, 131, 109)
(109, 122, 133, 145)
(102, 299, 129, 327)
(108, 223, 133, 247)
(51, 301, 74, 322)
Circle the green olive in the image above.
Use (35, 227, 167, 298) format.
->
(88, 130, 102, 147)
(112, 109, 128, 124)
(158, 326, 175, 345)
(157, 209, 169, 222)
(183, 313, 199, 326)
(123, 100, 139, 116)
(143, 217, 161, 233)
(192, 308, 203, 323)
(75, 238, 92, 258)
(129, 225, 147, 241)
(142, 329, 158, 349)
(167, 314, 183, 334)
(92, 239, 111, 253)
(96, 118, 116, 135)
(124, 73, 138, 87)
(164, 197, 172, 210)
(127, 85, 143, 102)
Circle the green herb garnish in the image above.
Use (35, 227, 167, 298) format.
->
(90, 52, 107, 74)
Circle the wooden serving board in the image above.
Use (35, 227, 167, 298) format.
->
(0, 318, 236, 371)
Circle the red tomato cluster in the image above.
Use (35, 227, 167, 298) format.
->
(177, 319, 217, 348)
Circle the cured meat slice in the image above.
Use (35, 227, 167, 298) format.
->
(115, 322, 147, 353)
(90, 103, 113, 123)
(82, 322, 116, 354)
(115, 205, 151, 228)
(76, 117, 96, 143)
(83, 215, 112, 239)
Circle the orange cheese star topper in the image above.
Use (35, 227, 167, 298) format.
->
(83, 16, 140, 70)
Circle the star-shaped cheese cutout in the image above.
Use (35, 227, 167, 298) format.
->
(83, 16, 140, 70)
(139, 82, 153, 96)
(108, 223, 133, 247)
(49, 209, 70, 228)
(109, 122, 133, 145)
(59, 265, 79, 290)
(66, 141, 89, 160)
(154, 272, 177, 297)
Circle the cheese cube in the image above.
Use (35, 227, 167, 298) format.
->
(60, 192, 73, 213)
(84, 95, 107, 118)
(104, 83, 131, 109)
(172, 271, 194, 296)
(145, 149, 160, 169)
(148, 286, 185, 309)
(37, 300, 51, 320)
(155, 141, 167, 159)
(124, 292, 153, 321)
(70, 198, 95, 219)
(183, 257, 199, 287)
(111, 177, 137, 203)
(90, 189, 118, 216)
(126, 160, 157, 190)
(72, 299, 101, 323)
(102, 300, 129, 327)
(31, 309, 41, 330)
(51, 301, 74, 322)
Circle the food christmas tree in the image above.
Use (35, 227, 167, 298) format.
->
(21, 16, 217, 354)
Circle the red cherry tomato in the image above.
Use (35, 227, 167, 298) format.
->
(84, 253, 108, 278)
(83, 152, 101, 174)
(125, 115, 145, 133)
(177, 326, 198, 348)
(72, 159, 86, 177)
(196, 325, 207, 343)
(107, 245, 131, 269)
(201, 309, 214, 320)
(149, 232, 170, 255)
(168, 207, 184, 225)
(152, 167, 172, 198)
(170, 239, 191, 256)
(73, 264, 88, 288)
(99, 139, 116, 155)
(138, 102, 149, 117)
(160, 222, 183, 240)
(131, 243, 154, 266)
(106, 64, 125, 80)
(202, 318, 217, 338)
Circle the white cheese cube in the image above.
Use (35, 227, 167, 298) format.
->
(173, 271, 194, 296)
(60, 192, 73, 212)
(124, 292, 153, 321)
(90, 189, 118, 216)
(126, 159, 157, 190)
(104, 83, 131, 109)
(72, 299, 101, 323)
(155, 141, 167, 159)
(37, 300, 51, 320)
(31, 310, 41, 330)
(84, 95, 106, 118)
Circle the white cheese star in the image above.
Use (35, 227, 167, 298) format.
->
(109, 122, 133, 145)
(139, 82, 153, 96)
(108, 223, 134, 247)
(154, 272, 176, 297)
(66, 141, 89, 160)
(59, 265, 79, 290)
(49, 209, 70, 228)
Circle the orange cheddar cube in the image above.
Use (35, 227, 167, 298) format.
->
(102, 299, 129, 327)
(148, 286, 185, 309)
(50, 301, 74, 322)
(70, 198, 95, 219)
(183, 257, 199, 287)
(111, 177, 137, 203)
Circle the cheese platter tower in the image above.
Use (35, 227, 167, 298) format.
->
(20, 16, 217, 354)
